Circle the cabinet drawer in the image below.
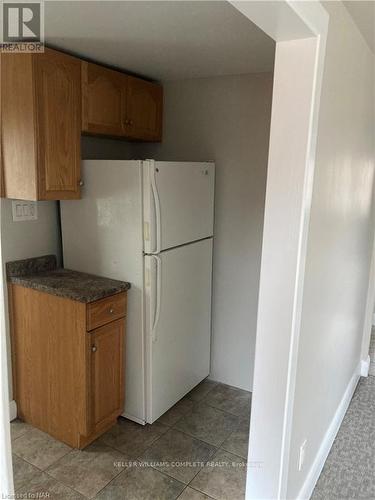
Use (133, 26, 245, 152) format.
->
(87, 293, 126, 331)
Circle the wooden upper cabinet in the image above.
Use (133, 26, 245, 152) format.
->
(82, 61, 163, 142)
(124, 76, 163, 141)
(1, 48, 163, 200)
(34, 50, 81, 200)
(82, 62, 128, 137)
(1, 48, 81, 201)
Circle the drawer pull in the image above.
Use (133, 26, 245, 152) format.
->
(109, 308, 114, 314)
(92, 345, 97, 353)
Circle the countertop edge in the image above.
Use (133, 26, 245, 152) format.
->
(8, 276, 131, 304)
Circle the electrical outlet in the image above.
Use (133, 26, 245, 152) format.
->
(12, 200, 38, 221)
(298, 439, 307, 471)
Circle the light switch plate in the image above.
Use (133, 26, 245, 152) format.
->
(12, 200, 38, 221)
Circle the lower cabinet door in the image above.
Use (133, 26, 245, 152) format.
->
(90, 319, 125, 430)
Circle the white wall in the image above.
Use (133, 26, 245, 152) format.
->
(287, 1, 375, 496)
(133, 73, 273, 390)
(82, 136, 134, 160)
(1, 200, 61, 401)
(0, 223, 14, 493)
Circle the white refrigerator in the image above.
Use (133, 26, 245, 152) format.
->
(60, 159, 215, 424)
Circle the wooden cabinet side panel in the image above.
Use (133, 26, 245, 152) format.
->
(7, 285, 18, 404)
(1, 54, 38, 200)
(10, 285, 88, 446)
(34, 49, 81, 200)
(81, 60, 89, 131)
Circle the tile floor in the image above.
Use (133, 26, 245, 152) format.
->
(11, 380, 251, 500)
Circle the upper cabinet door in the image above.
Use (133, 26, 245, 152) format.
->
(34, 49, 81, 200)
(124, 76, 163, 142)
(82, 62, 128, 137)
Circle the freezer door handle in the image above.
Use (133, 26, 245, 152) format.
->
(150, 165, 162, 254)
(150, 255, 162, 342)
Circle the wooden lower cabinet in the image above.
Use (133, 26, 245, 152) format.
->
(90, 321, 124, 432)
(9, 285, 127, 448)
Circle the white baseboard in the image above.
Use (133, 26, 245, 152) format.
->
(297, 362, 361, 500)
(9, 400, 17, 421)
(361, 355, 371, 377)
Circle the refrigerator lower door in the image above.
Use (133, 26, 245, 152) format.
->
(60, 160, 146, 424)
(144, 238, 213, 423)
(143, 160, 215, 254)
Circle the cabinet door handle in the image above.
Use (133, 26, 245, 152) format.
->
(92, 345, 97, 353)
(109, 308, 114, 314)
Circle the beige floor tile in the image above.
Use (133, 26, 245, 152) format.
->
(12, 427, 71, 470)
(221, 418, 250, 459)
(12, 454, 40, 490)
(10, 419, 33, 441)
(96, 465, 185, 500)
(98, 418, 168, 458)
(177, 486, 213, 499)
(16, 470, 84, 499)
(47, 441, 128, 498)
(11, 383, 250, 500)
(174, 403, 238, 446)
(190, 449, 247, 500)
(141, 428, 216, 484)
(158, 398, 194, 427)
(204, 384, 251, 418)
(186, 380, 218, 402)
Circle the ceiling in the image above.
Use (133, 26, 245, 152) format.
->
(44, 1, 275, 81)
(343, 1, 375, 52)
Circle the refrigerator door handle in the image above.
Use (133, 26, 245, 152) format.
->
(151, 255, 162, 342)
(150, 165, 162, 254)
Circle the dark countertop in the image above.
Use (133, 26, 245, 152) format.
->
(6, 255, 131, 303)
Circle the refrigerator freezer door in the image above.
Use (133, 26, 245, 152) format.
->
(143, 161, 215, 253)
(144, 238, 213, 423)
(60, 160, 146, 424)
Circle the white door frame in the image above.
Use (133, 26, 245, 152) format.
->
(230, 1, 328, 499)
(360, 227, 375, 377)
(0, 1, 329, 498)
(0, 215, 14, 496)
